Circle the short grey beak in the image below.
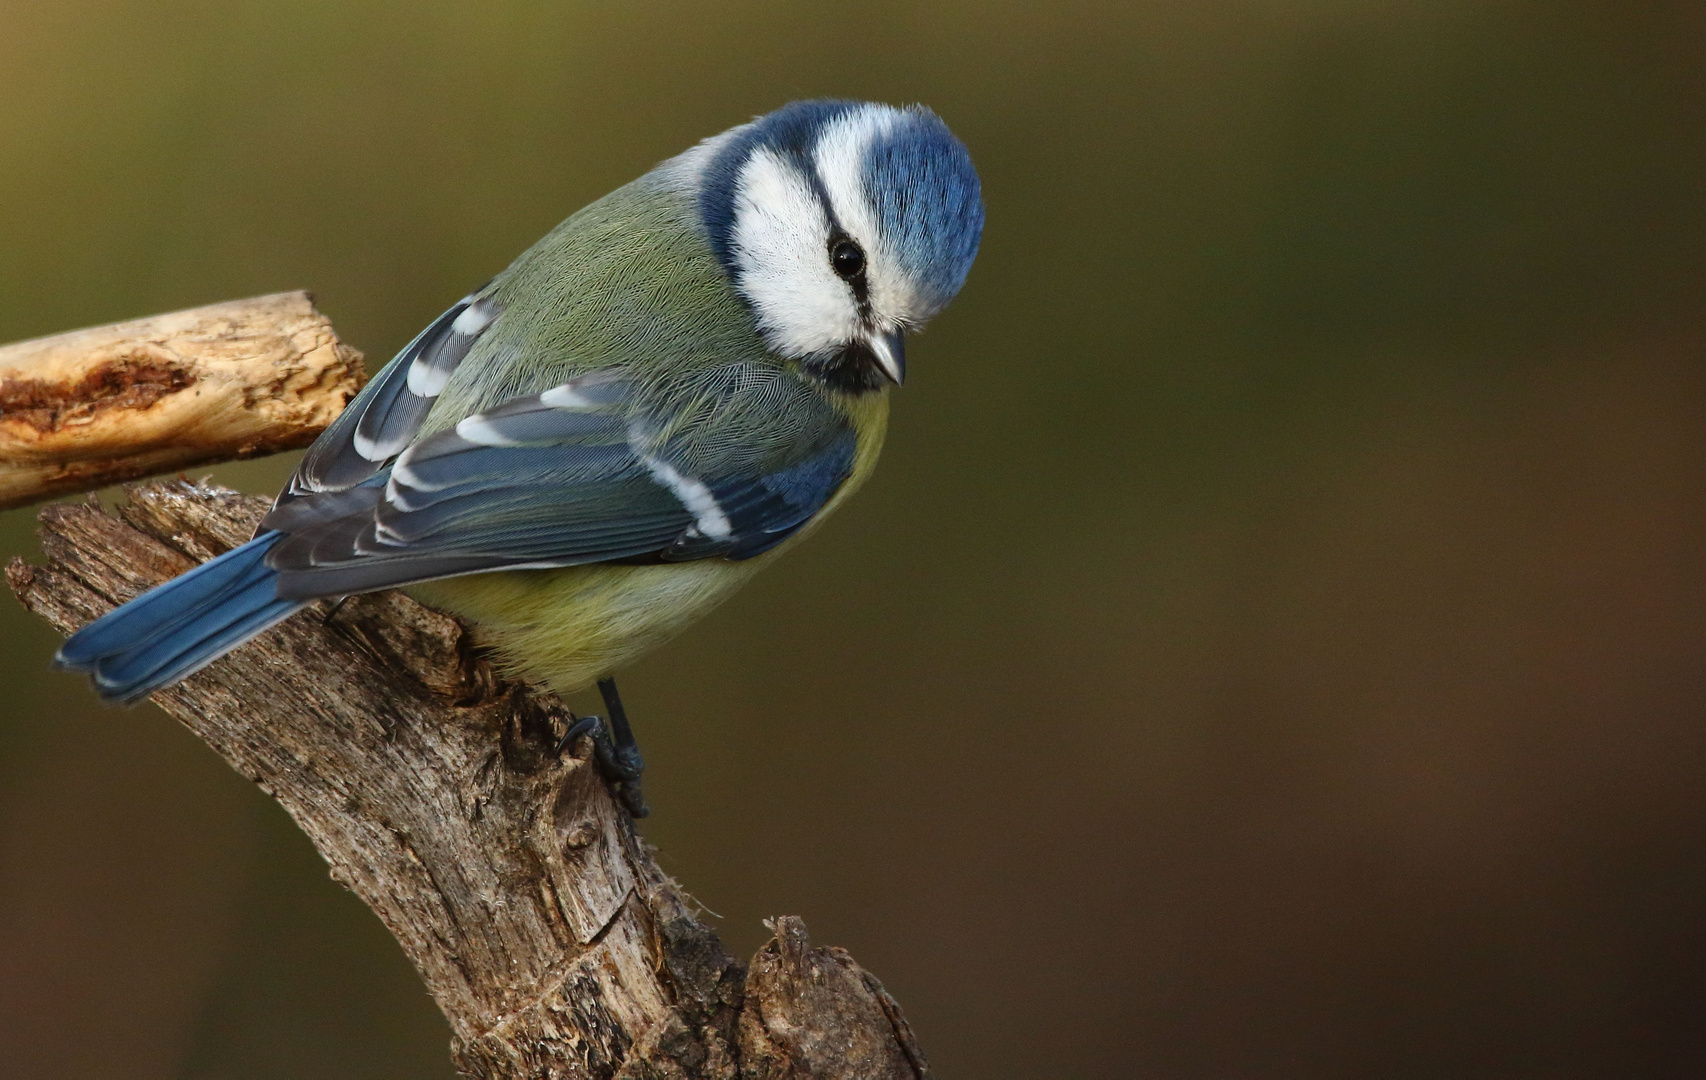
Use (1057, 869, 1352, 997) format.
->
(869, 328, 906, 386)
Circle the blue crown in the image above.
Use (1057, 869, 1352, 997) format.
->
(863, 106, 983, 309)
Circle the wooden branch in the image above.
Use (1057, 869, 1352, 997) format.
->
(7, 480, 930, 1080)
(0, 293, 365, 510)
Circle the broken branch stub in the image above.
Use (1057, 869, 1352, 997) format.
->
(0, 292, 365, 510)
(6, 480, 930, 1079)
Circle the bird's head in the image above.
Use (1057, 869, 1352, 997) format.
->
(696, 100, 984, 393)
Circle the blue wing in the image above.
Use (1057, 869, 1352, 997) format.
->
(258, 364, 857, 598)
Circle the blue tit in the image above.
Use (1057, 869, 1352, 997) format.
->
(55, 100, 984, 753)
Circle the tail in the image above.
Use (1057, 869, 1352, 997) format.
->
(55, 532, 308, 704)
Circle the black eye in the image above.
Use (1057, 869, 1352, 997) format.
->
(829, 237, 865, 280)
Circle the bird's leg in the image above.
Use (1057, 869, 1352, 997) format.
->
(554, 677, 649, 818)
(320, 595, 354, 624)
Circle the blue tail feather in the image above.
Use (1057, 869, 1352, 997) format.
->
(55, 532, 308, 704)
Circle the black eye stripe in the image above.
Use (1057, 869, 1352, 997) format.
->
(827, 232, 870, 309)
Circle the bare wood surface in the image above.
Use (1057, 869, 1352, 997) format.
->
(7, 480, 930, 1079)
(0, 293, 365, 510)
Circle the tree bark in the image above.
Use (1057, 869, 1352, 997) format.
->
(0, 292, 365, 510)
(7, 482, 931, 1078)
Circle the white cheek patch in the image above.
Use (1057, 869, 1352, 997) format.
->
(730, 147, 858, 357)
(811, 105, 918, 327)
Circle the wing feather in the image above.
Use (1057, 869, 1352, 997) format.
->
(284, 291, 501, 496)
(259, 365, 856, 598)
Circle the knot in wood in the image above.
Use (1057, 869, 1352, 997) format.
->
(560, 821, 599, 851)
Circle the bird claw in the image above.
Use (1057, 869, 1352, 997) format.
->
(556, 708, 649, 819)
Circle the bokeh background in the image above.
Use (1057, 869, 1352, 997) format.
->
(3, 1, 1704, 1076)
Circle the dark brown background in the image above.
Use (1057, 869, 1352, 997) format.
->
(3, 1, 1704, 1076)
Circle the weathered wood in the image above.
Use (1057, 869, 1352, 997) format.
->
(0, 293, 365, 510)
(7, 480, 929, 1079)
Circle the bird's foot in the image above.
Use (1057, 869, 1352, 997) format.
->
(556, 677, 649, 818)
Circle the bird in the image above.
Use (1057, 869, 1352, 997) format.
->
(54, 99, 983, 813)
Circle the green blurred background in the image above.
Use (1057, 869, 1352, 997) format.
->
(3, 1, 1705, 1076)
